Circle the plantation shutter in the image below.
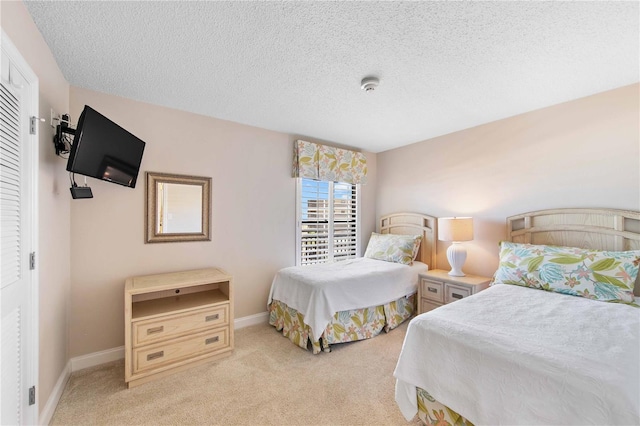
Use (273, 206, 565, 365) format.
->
(299, 179, 330, 265)
(298, 178, 358, 266)
(332, 182, 358, 261)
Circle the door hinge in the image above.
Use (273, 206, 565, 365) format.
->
(30, 116, 38, 135)
(28, 386, 35, 406)
(29, 252, 36, 270)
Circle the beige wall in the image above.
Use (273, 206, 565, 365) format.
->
(1, 0, 377, 403)
(5, 0, 636, 413)
(1, 0, 71, 416)
(377, 84, 640, 278)
(68, 87, 377, 357)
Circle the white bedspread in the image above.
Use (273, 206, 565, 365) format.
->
(394, 284, 640, 425)
(268, 258, 427, 339)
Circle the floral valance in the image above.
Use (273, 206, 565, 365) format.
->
(292, 140, 367, 184)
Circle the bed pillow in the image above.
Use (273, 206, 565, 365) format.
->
(492, 241, 640, 304)
(364, 233, 422, 265)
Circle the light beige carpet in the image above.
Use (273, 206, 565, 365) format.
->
(51, 322, 420, 425)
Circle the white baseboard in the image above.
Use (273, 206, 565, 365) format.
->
(234, 311, 269, 329)
(70, 346, 125, 372)
(65, 311, 269, 374)
(41, 312, 269, 423)
(39, 360, 71, 425)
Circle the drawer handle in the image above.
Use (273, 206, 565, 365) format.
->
(427, 287, 438, 293)
(146, 351, 164, 361)
(451, 293, 464, 300)
(205, 314, 219, 322)
(147, 326, 164, 335)
(205, 336, 219, 345)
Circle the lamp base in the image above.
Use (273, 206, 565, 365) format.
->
(446, 242, 467, 277)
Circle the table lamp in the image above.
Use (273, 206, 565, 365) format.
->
(438, 217, 474, 277)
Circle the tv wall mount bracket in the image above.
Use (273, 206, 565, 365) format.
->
(53, 114, 75, 156)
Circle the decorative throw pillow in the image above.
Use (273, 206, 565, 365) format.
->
(492, 241, 640, 304)
(364, 233, 423, 265)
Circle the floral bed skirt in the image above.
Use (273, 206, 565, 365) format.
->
(417, 387, 474, 426)
(268, 293, 416, 354)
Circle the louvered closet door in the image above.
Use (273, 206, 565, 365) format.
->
(1, 44, 36, 425)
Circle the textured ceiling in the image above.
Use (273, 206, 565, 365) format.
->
(25, 1, 639, 153)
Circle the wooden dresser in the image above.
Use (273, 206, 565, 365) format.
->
(124, 268, 233, 388)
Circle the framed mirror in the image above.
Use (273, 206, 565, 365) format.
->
(145, 172, 211, 243)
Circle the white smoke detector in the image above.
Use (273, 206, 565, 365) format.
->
(361, 76, 380, 92)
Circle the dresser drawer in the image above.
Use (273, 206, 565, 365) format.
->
(445, 284, 471, 303)
(420, 299, 442, 314)
(421, 279, 444, 303)
(133, 304, 229, 347)
(133, 326, 229, 373)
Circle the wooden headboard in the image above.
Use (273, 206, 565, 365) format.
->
(379, 212, 437, 268)
(507, 208, 640, 296)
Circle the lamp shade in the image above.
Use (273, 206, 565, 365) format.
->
(438, 217, 474, 242)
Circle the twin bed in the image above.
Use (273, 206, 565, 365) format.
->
(268, 212, 436, 353)
(395, 208, 640, 425)
(267, 208, 640, 425)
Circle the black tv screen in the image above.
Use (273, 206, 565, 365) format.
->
(66, 105, 146, 188)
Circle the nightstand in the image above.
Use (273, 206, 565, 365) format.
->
(418, 269, 491, 314)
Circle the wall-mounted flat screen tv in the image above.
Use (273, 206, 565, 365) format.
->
(66, 105, 146, 188)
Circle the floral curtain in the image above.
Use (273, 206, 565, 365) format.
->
(292, 139, 319, 180)
(292, 140, 367, 184)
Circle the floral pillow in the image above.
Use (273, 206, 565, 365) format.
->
(364, 233, 422, 265)
(492, 241, 640, 304)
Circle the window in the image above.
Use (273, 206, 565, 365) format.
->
(296, 178, 359, 266)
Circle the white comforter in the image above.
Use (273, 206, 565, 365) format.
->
(394, 284, 640, 425)
(268, 258, 427, 339)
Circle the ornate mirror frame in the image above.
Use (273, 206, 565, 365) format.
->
(145, 172, 211, 243)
